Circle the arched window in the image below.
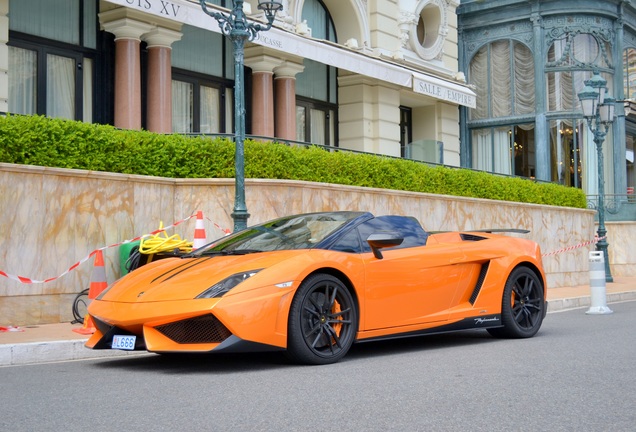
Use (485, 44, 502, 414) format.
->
(468, 40, 535, 177)
(545, 32, 613, 192)
(296, 0, 338, 146)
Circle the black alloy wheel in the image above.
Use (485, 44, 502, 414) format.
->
(287, 274, 357, 365)
(488, 266, 545, 338)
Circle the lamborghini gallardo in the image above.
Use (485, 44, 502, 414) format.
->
(86, 211, 547, 365)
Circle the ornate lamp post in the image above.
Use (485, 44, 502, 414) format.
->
(200, 0, 283, 231)
(578, 71, 616, 282)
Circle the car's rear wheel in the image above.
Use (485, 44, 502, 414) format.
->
(286, 274, 357, 365)
(488, 266, 545, 338)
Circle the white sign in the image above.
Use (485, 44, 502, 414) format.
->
(413, 76, 476, 109)
(119, 0, 186, 19)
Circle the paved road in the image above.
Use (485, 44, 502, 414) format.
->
(2, 301, 636, 432)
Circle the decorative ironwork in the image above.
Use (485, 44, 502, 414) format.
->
(578, 71, 616, 282)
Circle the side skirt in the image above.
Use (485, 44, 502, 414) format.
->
(356, 314, 502, 344)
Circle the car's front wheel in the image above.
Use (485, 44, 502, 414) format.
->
(286, 274, 357, 365)
(488, 266, 545, 338)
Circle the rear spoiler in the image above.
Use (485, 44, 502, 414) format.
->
(466, 229, 530, 234)
(430, 229, 530, 234)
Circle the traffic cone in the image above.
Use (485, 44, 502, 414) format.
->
(87, 249, 108, 299)
(192, 210, 207, 250)
(72, 250, 108, 335)
(72, 314, 96, 335)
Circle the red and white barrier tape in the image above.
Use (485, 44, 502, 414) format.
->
(205, 215, 232, 235)
(0, 212, 230, 284)
(541, 235, 606, 257)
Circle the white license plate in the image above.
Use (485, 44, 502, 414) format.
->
(112, 335, 136, 350)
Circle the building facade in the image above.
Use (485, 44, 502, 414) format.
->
(0, 0, 476, 166)
(457, 0, 636, 202)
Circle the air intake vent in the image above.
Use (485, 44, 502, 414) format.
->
(92, 316, 114, 336)
(155, 315, 232, 344)
(469, 262, 490, 304)
(460, 233, 488, 242)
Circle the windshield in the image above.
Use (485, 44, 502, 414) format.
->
(193, 212, 367, 255)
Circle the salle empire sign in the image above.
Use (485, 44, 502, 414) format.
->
(413, 77, 476, 108)
(123, 0, 183, 18)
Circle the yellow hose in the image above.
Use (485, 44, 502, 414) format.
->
(139, 222, 193, 254)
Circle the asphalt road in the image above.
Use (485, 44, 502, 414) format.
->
(2, 301, 636, 432)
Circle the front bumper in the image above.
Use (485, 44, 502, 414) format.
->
(85, 287, 294, 353)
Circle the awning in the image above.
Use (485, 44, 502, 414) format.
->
(103, 0, 476, 107)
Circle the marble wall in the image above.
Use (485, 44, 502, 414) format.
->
(1, 163, 622, 326)
(606, 221, 636, 277)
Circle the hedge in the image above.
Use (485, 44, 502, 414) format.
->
(0, 115, 587, 208)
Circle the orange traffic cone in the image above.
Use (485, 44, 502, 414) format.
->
(73, 250, 108, 335)
(87, 249, 108, 299)
(72, 314, 96, 335)
(192, 210, 207, 250)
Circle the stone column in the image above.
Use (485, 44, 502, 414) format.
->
(244, 48, 282, 138)
(274, 61, 304, 141)
(338, 73, 401, 156)
(100, 11, 154, 130)
(143, 28, 182, 133)
(0, 0, 9, 113)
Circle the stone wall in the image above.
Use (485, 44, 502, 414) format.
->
(0, 163, 610, 325)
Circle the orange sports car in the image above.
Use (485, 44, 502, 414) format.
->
(86, 211, 547, 365)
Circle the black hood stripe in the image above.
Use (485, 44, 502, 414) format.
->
(150, 257, 213, 284)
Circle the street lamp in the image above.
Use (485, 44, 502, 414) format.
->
(200, 0, 283, 232)
(578, 70, 616, 282)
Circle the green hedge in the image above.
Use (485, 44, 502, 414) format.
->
(0, 115, 587, 208)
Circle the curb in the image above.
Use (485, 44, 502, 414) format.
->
(0, 339, 142, 367)
(2, 293, 636, 367)
(547, 290, 636, 313)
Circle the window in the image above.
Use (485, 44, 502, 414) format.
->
(8, 45, 91, 121)
(330, 216, 429, 254)
(171, 25, 233, 134)
(471, 125, 535, 176)
(297, 0, 338, 145)
(545, 32, 614, 193)
(412, 0, 445, 60)
(172, 73, 232, 134)
(550, 120, 585, 187)
(468, 40, 535, 176)
(296, 99, 335, 146)
(623, 48, 636, 101)
(7, 0, 97, 121)
(400, 106, 413, 158)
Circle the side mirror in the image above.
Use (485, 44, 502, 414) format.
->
(367, 233, 404, 259)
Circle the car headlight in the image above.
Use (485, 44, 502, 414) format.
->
(196, 269, 263, 299)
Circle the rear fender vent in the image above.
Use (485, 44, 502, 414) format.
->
(155, 315, 232, 344)
(469, 262, 490, 305)
(460, 233, 488, 242)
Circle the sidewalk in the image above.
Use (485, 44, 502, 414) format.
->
(2, 276, 636, 367)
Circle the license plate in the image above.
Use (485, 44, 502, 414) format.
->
(112, 335, 136, 350)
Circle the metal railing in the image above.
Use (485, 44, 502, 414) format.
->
(587, 193, 636, 221)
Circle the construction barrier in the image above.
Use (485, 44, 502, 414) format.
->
(192, 210, 207, 250)
(586, 251, 613, 315)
